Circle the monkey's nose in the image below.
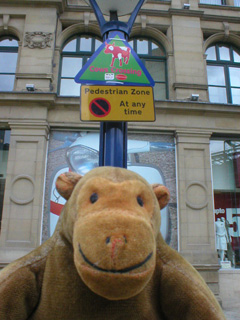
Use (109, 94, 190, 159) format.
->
(106, 235, 127, 260)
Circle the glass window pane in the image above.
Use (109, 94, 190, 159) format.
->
(206, 46, 216, 61)
(151, 43, 164, 57)
(231, 88, 240, 104)
(219, 46, 230, 61)
(128, 40, 133, 47)
(154, 83, 166, 100)
(210, 139, 240, 268)
(0, 130, 10, 230)
(233, 50, 240, 63)
(59, 79, 81, 96)
(45, 131, 176, 242)
(80, 37, 92, 51)
(95, 40, 102, 50)
(208, 86, 227, 103)
(207, 66, 226, 86)
(145, 60, 165, 82)
(0, 75, 15, 91)
(0, 39, 18, 47)
(229, 67, 240, 87)
(63, 39, 77, 52)
(137, 40, 148, 54)
(0, 52, 18, 73)
(200, 0, 222, 4)
(61, 57, 82, 77)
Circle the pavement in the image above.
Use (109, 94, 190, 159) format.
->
(223, 308, 240, 320)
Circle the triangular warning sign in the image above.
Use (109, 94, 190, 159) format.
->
(74, 32, 155, 86)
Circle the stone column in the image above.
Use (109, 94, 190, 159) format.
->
(171, 14, 208, 101)
(0, 121, 49, 266)
(176, 130, 220, 298)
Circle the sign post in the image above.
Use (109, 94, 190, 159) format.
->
(75, 0, 154, 168)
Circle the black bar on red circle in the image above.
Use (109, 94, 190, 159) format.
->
(89, 98, 111, 117)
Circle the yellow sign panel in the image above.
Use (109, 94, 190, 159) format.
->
(80, 85, 155, 122)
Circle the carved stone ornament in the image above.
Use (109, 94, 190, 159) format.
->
(24, 32, 53, 49)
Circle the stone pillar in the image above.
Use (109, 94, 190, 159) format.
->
(176, 130, 220, 298)
(171, 15, 208, 101)
(0, 121, 49, 266)
(15, 7, 57, 92)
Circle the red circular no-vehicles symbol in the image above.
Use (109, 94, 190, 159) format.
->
(89, 98, 111, 118)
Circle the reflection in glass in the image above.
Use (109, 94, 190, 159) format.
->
(60, 36, 102, 96)
(0, 39, 18, 47)
(0, 75, 15, 91)
(231, 88, 240, 105)
(210, 139, 240, 268)
(46, 131, 176, 245)
(0, 37, 18, 92)
(200, 0, 222, 4)
(95, 40, 102, 50)
(63, 39, 77, 52)
(208, 86, 227, 103)
(80, 37, 92, 52)
(207, 66, 225, 85)
(219, 46, 230, 61)
(146, 60, 165, 82)
(234, 0, 240, 6)
(233, 51, 240, 63)
(61, 57, 82, 77)
(0, 130, 10, 230)
(152, 42, 164, 56)
(137, 40, 148, 54)
(0, 53, 18, 73)
(128, 40, 133, 47)
(206, 46, 216, 61)
(229, 67, 240, 87)
(60, 79, 81, 96)
(154, 83, 166, 100)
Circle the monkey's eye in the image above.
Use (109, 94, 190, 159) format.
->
(90, 193, 98, 204)
(137, 196, 144, 207)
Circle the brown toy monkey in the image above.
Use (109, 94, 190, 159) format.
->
(0, 167, 225, 320)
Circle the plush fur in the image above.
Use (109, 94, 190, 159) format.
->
(0, 167, 225, 320)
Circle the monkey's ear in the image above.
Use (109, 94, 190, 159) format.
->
(152, 184, 170, 209)
(56, 172, 82, 200)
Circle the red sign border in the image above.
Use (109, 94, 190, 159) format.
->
(89, 97, 111, 118)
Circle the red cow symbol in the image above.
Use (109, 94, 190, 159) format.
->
(104, 42, 131, 67)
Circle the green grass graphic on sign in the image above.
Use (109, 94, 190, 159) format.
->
(75, 34, 153, 86)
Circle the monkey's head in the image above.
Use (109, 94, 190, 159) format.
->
(56, 167, 170, 300)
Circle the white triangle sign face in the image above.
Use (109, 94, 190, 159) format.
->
(75, 32, 155, 86)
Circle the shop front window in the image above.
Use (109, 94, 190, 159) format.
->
(210, 139, 240, 268)
(43, 131, 177, 249)
(0, 130, 10, 230)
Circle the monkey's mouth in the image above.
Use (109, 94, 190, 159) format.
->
(78, 244, 153, 274)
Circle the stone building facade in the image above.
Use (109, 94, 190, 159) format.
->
(0, 0, 240, 311)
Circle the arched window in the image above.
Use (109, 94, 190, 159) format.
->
(206, 44, 240, 104)
(59, 35, 102, 96)
(129, 38, 168, 100)
(0, 37, 18, 92)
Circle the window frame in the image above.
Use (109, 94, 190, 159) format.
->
(129, 37, 168, 100)
(0, 129, 10, 231)
(206, 43, 240, 104)
(0, 36, 19, 92)
(58, 34, 102, 96)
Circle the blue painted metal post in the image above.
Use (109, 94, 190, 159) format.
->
(99, 27, 128, 168)
(88, 0, 145, 168)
